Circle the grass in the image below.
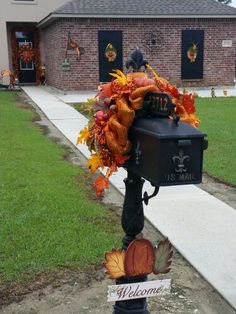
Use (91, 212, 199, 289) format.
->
(0, 92, 122, 284)
(73, 102, 93, 119)
(196, 96, 236, 186)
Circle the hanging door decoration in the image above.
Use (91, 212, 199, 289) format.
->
(18, 44, 34, 64)
(66, 32, 84, 62)
(98, 31, 123, 82)
(181, 30, 204, 80)
(104, 43, 117, 62)
(187, 43, 198, 63)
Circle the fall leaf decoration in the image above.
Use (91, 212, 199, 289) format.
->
(153, 238, 173, 275)
(124, 239, 155, 277)
(18, 44, 34, 64)
(86, 153, 104, 174)
(103, 249, 126, 279)
(76, 127, 90, 144)
(104, 238, 173, 280)
(93, 176, 109, 197)
(182, 93, 196, 115)
(77, 64, 199, 196)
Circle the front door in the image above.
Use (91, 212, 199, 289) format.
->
(15, 31, 36, 84)
(98, 31, 123, 82)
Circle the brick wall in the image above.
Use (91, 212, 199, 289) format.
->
(41, 18, 236, 90)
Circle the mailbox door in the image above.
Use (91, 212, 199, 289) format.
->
(127, 118, 206, 186)
(159, 138, 203, 185)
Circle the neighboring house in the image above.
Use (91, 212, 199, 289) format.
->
(2, 0, 236, 90)
(0, 0, 66, 84)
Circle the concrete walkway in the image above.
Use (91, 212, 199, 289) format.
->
(22, 86, 236, 310)
(46, 84, 236, 102)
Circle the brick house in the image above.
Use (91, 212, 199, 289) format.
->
(38, 0, 236, 90)
(5, 0, 236, 90)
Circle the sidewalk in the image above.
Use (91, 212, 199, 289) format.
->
(46, 84, 236, 101)
(22, 86, 236, 310)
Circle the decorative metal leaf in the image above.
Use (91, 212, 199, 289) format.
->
(103, 249, 126, 279)
(153, 238, 173, 275)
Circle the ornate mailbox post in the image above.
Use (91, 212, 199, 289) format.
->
(114, 115, 207, 314)
(77, 48, 207, 314)
(112, 50, 207, 314)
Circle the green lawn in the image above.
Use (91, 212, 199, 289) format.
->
(196, 97, 236, 186)
(0, 92, 122, 284)
(2, 92, 233, 284)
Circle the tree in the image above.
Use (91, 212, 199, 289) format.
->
(217, 0, 232, 4)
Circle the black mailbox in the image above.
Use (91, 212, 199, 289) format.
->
(127, 117, 208, 186)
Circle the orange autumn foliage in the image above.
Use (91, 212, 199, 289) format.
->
(77, 66, 199, 196)
(76, 127, 90, 144)
(86, 153, 103, 174)
(93, 176, 109, 197)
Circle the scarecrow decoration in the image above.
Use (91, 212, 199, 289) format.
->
(77, 49, 199, 197)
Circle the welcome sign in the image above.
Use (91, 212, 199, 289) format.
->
(107, 279, 171, 302)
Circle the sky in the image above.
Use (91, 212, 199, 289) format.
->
(229, 0, 236, 8)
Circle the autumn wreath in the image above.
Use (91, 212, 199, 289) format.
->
(18, 44, 34, 64)
(77, 65, 199, 196)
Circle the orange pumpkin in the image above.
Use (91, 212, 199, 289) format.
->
(124, 239, 155, 277)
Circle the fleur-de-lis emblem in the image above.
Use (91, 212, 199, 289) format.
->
(172, 149, 190, 173)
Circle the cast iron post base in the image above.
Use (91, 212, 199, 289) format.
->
(113, 172, 150, 314)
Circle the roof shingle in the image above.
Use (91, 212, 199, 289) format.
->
(53, 0, 236, 16)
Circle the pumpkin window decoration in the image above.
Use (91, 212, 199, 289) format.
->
(105, 43, 117, 62)
(18, 44, 34, 64)
(187, 43, 198, 63)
